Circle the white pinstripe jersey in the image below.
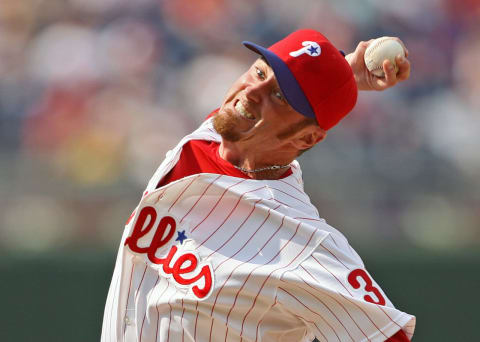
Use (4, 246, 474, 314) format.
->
(101, 118, 415, 342)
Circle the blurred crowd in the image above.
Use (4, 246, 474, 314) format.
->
(0, 0, 479, 253)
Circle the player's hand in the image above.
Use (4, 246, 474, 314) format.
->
(345, 38, 411, 91)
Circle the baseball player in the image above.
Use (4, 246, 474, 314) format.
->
(102, 29, 414, 342)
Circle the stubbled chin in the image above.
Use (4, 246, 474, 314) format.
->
(213, 110, 242, 142)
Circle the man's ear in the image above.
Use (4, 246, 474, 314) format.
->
(291, 125, 327, 150)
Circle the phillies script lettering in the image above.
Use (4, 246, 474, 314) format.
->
(124, 206, 213, 299)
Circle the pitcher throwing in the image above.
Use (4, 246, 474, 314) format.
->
(101, 29, 414, 342)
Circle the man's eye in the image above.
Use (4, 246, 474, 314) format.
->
(256, 68, 265, 79)
(274, 90, 285, 101)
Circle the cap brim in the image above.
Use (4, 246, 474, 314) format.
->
(242, 41, 315, 119)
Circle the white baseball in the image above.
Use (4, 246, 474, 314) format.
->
(364, 37, 405, 77)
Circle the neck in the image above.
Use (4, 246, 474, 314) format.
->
(219, 140, 296, 180)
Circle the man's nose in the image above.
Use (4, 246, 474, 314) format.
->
(244, 78, 269, 103)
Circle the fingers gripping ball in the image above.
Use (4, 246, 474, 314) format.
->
(364, 37, 405, 77)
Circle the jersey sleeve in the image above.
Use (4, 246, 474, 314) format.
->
(386, 329, 410, 342)
(277, 233, 415, 342)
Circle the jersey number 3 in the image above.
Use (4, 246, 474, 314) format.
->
(347, 269, 386, 306)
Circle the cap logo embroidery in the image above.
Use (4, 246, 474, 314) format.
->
(289, 41, 321, 57)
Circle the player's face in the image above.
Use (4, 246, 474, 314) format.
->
(215, 58, 312, 150)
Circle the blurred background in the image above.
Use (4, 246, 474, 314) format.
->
(0, 0, 479, 341)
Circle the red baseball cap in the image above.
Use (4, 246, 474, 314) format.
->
(243, 29, 357, 131)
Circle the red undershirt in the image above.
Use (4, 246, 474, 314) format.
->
(157, 139, 293, 188)
(156, 112, 410, 342)
(387, 330, 410, 342)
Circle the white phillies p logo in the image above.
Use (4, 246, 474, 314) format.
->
(289, 41, 321, 57)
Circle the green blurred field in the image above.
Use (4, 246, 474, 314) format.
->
(1, 249, 478, 342)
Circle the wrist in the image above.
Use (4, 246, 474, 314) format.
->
(345, 53, 365, 91)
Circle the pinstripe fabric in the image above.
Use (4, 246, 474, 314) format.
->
(101, 118, 415, 342)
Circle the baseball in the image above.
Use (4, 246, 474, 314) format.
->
(364, 37, 405, 77)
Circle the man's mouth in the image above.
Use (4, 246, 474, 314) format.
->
(235, 101, 255, 120)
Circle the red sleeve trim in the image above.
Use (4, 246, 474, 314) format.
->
(386, 329, 410, 342)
